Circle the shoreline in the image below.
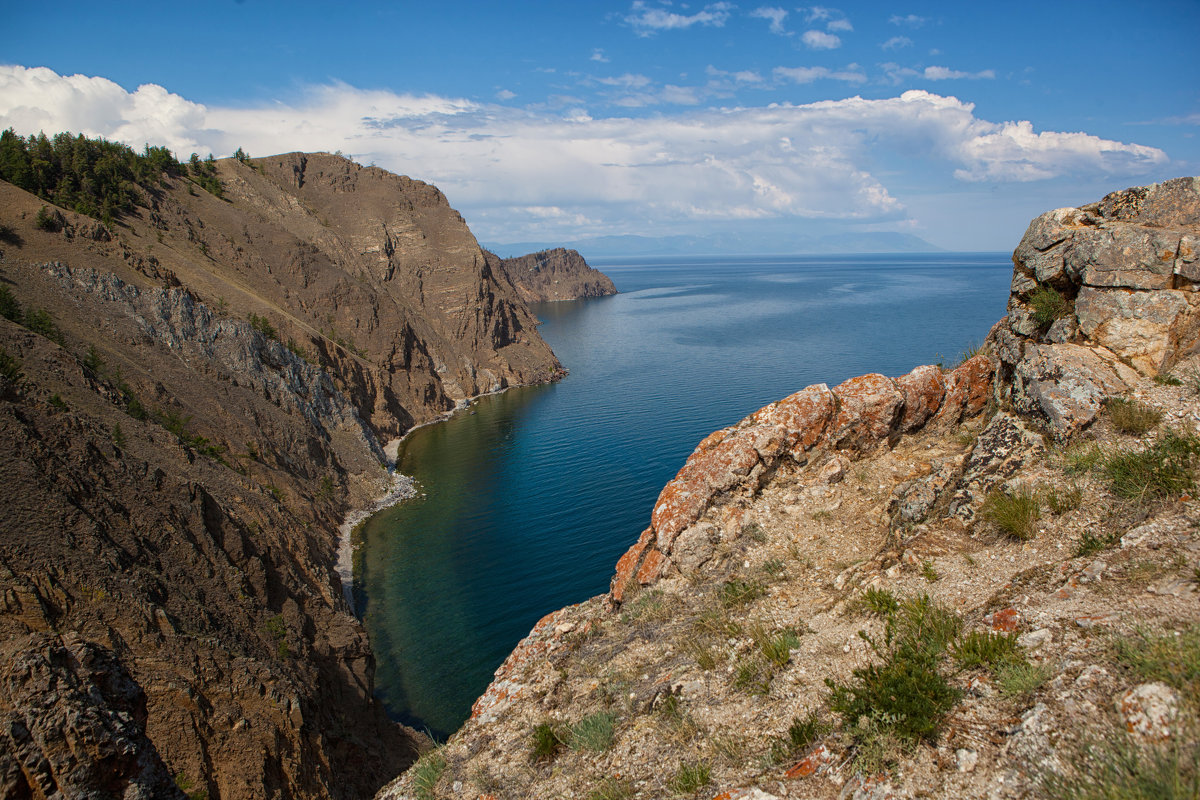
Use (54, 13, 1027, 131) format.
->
(336, 374, 565, 614)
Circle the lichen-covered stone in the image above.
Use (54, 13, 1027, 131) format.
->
(1074, 286, 1191, 374)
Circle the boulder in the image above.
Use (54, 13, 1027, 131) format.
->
(1074, 286, 1193, 374)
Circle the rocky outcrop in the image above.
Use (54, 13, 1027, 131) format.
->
(992, 176, 1200, 438)
(610, 355, 993, 603)
(496, 247, 618, 302)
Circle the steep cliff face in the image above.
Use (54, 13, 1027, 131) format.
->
(496, 248, 618, 303)
(377, 179, 1200, 800)
(0, 152, 579, 799)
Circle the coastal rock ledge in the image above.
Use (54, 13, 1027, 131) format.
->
(378, 177, 1200, 800)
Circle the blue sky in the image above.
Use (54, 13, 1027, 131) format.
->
(1, 1, 1197, 251)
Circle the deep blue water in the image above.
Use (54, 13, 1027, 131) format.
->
(356, 253, 1011, 738)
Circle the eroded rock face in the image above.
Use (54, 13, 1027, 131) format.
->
(0, 634, 181, 800)
(612, 355, 994, 601)
(991, 176, 1200, 438)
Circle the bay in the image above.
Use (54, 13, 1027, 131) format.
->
(356, 253, 1012, 738)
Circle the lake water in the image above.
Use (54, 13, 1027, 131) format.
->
(356, 253, 1012, 738)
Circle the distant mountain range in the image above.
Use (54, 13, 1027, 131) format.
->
(485, 231, 943, 259)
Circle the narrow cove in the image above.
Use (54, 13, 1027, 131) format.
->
(355, 253, 1013, 739)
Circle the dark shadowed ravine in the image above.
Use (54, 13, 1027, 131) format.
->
(355, 253, 1012, 738)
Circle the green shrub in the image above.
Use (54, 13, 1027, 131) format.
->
(953, 630, 1023, 670)
(1074, 529, 1120, 557)
(263, 614, 289, 658)
(247, 312, 277, 340)
(1029, 286, 1070, 328)
(0, 346, 21, 382)
(786, 711, 828, 753)
(82, 344, 103, 373)
(410, 748, 447, 800)
(667, 761, 711, 795)
(1106, 397, 1164, 435)
(921, 560, 940, 583)
(1154, 371, 1183, 387)
(24, 308, 63, 344)
(893, 594, 963, 657)
(34, 205, 61, 231)
(567, 712, 617, 752)
(733, 656, 773, 695)
(1113, 626, 1200, 694)
(996, 661, 1052, 698)
(681, 635, 717, 670)
(112, 422, 125, 448)
(754, 625, 802, 668)
(720, 577, 765, 609)
(826, 594, 961, 750)
(761, 557, 786, 579)
(0, 286, 21, 322)
(1103, 431, 1200, 503)
(980, 487, 1040, 540)
(853, 586, 899, 618)
(531, 722, 562, 761)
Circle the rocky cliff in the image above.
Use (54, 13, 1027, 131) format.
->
(377, 178, 1200, 800)
(0, 151, 592, 799)
(496, 248, 617, 303)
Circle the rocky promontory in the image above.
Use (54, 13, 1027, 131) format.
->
(378, 178, 1200, 800)
(497, 247, 618, 303)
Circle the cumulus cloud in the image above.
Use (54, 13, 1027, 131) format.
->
(0, 67, 1169, 241)
(750, 6, 789, 34)
(590, 49, 610, 63)
(496, 89, 517, 100)
(881, 35, 912, 50)
(827, 18, 853, 32)
(624, 1, 733, 36)
(889, 13, 928, 27)
(801, 30, 842, 49)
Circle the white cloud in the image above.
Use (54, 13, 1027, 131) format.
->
(804, 6, 833, 23)
(596, 73, 653, 89)
(750, 6, 789, 34)
(827, 18, 853, 32)
(707, 65, 765, 84)
(624, 1, 733, 36)
(590, 49, 610, 63)
(881, 35, 912, 50)
(0, 66, 210, 157)
(924, 66, 995, 80)
(0, 67, 1169, 242)
(889, 14, 928, 27)
(801, 30, 842, 49)
(773, 65, 867, 84)
(496, 89, 517, 100)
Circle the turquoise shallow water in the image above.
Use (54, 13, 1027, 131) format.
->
(356, 253, 1012, 738)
